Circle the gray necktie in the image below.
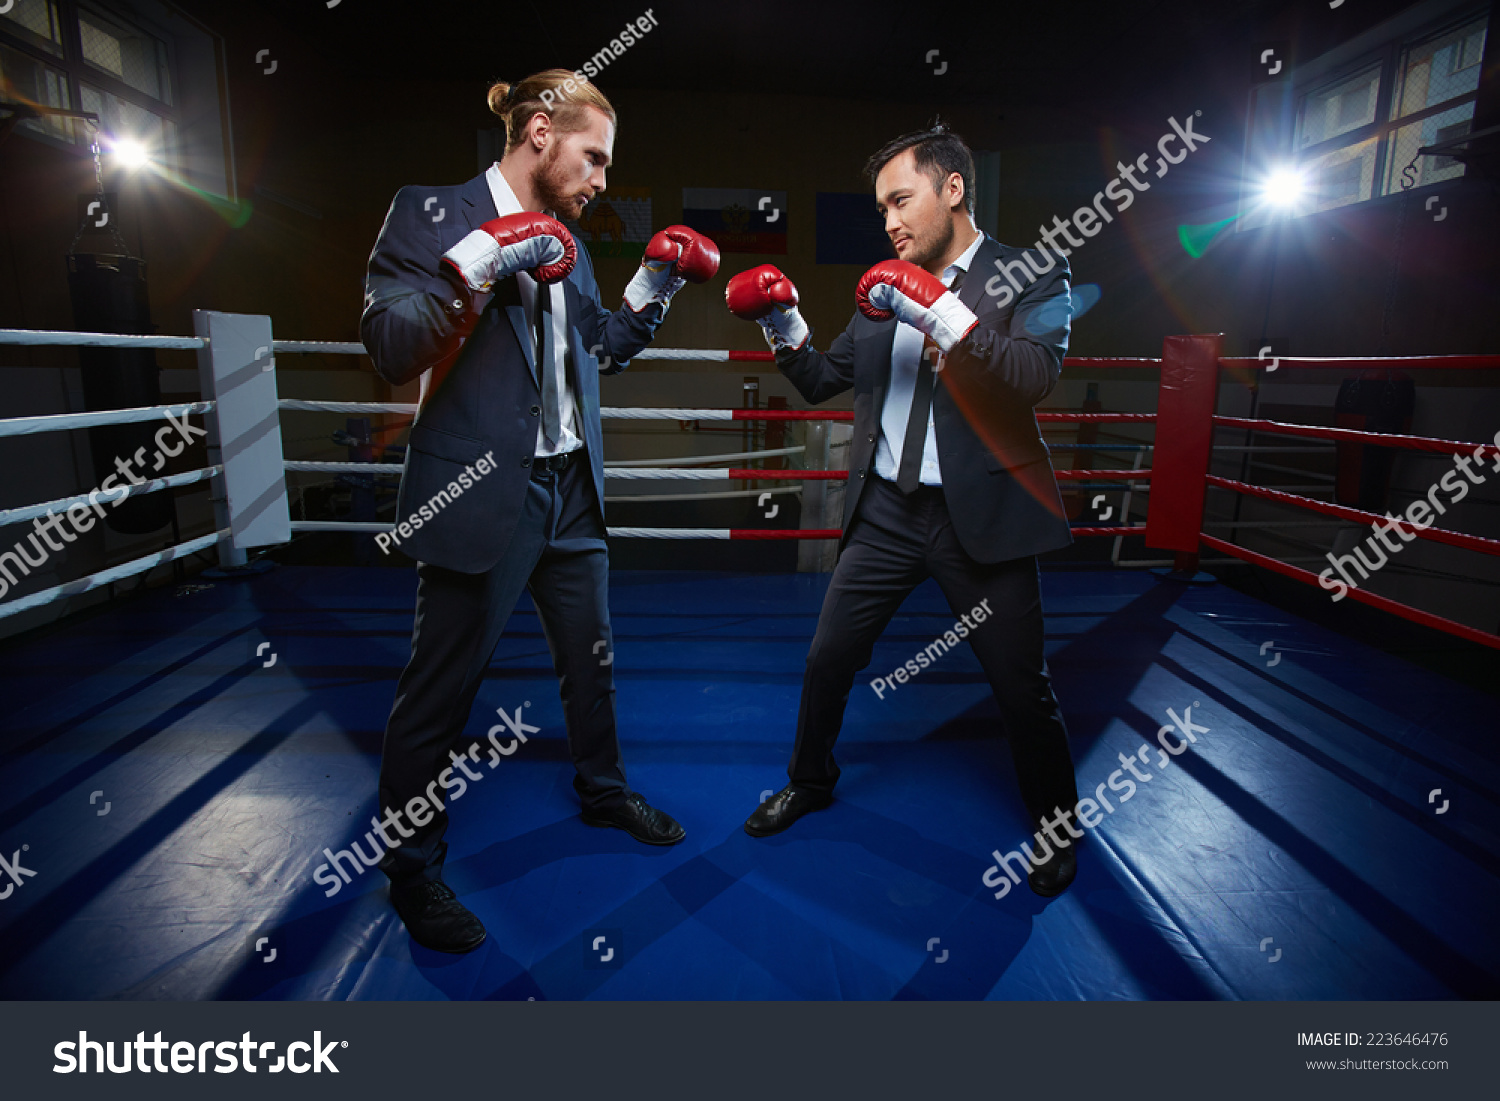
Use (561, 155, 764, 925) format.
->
(896, 269, 963, 493)
(535, 282, 560, 449)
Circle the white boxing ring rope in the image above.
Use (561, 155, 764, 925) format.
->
(605, 487, 807, 504)
(607, 447, 806, 466)
(0, 323, 854, 623)
(0, 466, 223, 528)
(0, 324, 263, 621)
(286, 461, 799, 481)
(0, 397, 227, 618)
(286, 456, 816, 510)
(0, 322, 1189, 621)
(278, 399, 746, 422)
(597, 528, 747, 540)
(0, 530, 229, 619)
(224, 339, 739, 363)
(1, 401, 215, 437)
(0, 329, 208, 350)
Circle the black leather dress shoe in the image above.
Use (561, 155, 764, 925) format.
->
(1027, 839, 1079, 898)
(390, 879, 487, 953)
(581, 792, 686, 845)
(744, 785, 833, 837)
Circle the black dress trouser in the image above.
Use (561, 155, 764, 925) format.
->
(788, 472, 1079, 827)
(377, 452, 627, 887)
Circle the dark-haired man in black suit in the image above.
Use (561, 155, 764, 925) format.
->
(725, 124, 1081, 897)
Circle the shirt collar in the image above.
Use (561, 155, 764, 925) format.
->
(944, 230, 984, 285)
(484, 162, 523, 218)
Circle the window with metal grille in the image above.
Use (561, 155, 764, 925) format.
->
(1292, 9, 1488, 214)
(1, 0, 177, 167)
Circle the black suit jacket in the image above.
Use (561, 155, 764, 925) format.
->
(360, 171, 664, 573)
(775, 233, 1074, 564)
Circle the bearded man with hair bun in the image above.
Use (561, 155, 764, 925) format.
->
(360, 69, 719, 953)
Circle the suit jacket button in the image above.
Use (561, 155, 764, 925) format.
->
(530, 405, 540, 416)
(451, 298, 463, 310)
(521, 456, 532, 467)
(859, 470, 866, 478)
(868, 433, 875, 442)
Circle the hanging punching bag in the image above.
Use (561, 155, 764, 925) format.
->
(65, 251, 174, 534)
(1333, 369, 1415, 512)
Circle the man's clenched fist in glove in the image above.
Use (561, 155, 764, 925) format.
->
(725, 264, 809, 353)
(855, 259, 977, 355)
(623, 225, 720, 314)
(441, 211, 577, 292)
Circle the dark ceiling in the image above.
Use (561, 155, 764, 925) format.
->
(226, 0, 1426, 108)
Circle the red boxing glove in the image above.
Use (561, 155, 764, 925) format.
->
(623, 224, 721, 313)
(726, 264, 808, 352)
(442, 212, 576, 290)
(725, 264, 799, 318)
(855, 259, 978, 353)
(524, 216, 578, 283)
(648, 225, 720, 283)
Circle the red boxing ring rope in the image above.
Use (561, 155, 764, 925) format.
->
(1201, 535, 1500, 651)
(1132, 334, 1500, 650)
(1217, 354, 1500, 372)
(718, 468, 1151, 483)
(1205, 475, 1500, 558)
(1054, 469, 1152, 481)
(725, 469, 847, 481)
(1213, 415, 1500, 460)
(729, 529, 844, 540)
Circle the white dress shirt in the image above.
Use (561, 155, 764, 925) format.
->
(484, 163, 582, 457)
(872, 231, 983, 486)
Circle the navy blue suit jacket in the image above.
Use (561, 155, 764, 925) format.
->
(774, 233, 1074, 564)
(360, 171, 663, 573)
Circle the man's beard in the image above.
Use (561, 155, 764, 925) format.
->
(532, 143, 585, 218)
(904, 214, 955, 272)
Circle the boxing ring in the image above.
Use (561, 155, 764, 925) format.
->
(1, 317, 1497, 1000)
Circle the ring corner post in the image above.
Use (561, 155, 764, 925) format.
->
(1145, 332, 1223, 576)
(194, 310, 291, 569)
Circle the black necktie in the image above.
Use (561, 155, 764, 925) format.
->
(535, 280, 560, 449)
(896, 269, 963, 493)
